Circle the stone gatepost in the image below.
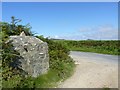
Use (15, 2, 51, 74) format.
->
(7, 31, 49, 77)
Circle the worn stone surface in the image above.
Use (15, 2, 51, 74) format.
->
(7, 32, 49, 77)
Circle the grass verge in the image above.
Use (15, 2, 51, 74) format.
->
(69, 46, 118, 55)
(53, 40, 119, 55)
(10, 58, 75, 88)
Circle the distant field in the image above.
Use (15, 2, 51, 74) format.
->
(53, 40, 119, 55)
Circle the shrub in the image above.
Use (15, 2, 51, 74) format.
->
(1, 17, 75, 88)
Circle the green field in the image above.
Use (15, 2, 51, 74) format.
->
(54, 40, 119, 55)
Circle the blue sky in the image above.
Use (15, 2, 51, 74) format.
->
(2, 2, 118, 40)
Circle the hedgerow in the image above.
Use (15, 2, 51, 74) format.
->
(1, 17, 75, 88)
(54, 40, 119, 55)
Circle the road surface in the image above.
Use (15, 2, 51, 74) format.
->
(58, 51, 118, 88)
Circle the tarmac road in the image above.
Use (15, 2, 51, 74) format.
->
(58, 51, 118, 88)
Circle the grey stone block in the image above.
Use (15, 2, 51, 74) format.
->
(7, 32, 49, 77)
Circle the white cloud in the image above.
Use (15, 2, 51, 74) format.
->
(91, 25, 118, 40)
(54, 35, 59, 38)
(52, 25, 118, 40)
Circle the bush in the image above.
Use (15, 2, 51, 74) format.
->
(13, 36, 75, 88)
(1, 17, 75, 88)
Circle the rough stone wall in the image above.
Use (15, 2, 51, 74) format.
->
(7, 32, 49, 77)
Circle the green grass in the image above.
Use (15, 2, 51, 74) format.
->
(34, 61, 75, 88)
(2, 58, 75, 88)
(69, 46, 118, 55)
(2, 75, 22, 88)
(54, 40, 119, 55)
(2, 36, 75, 88)
(1, 19, 75, 88)
(15, 60, 75, 88)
